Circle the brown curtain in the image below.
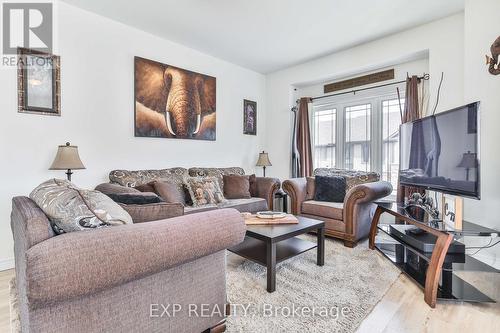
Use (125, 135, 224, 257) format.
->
(397, 76, 425, 203)
(296, 97, 313, 177)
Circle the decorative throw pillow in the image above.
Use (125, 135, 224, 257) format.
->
(106, 192, 163, 205)
(153, 181, 185, 205)
(305, 176, 316, 200)
(30, 179, 133, 234)
(248, 174, 257, 197)
(223, 175, 251, 199)
(185, 177, 226, 207)
(313, 176, 347, 203)
(134, 182, 156, 193)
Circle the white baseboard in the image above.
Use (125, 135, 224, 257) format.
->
(0, 258, 14, 271)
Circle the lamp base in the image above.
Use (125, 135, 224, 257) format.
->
(263, 166, 266, 177)
(66, 169, 73, 182)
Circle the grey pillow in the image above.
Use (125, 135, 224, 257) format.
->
(314, 176, 347, 203)
(30, 179, 133, 234)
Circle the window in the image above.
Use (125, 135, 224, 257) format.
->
(313, 109, 336, 168)
(382, 98, 405, 190)
(312, 90, 404, 195)
(345, 104, 371, 171)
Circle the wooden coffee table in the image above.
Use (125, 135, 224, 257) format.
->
(228, 215, 325, 292)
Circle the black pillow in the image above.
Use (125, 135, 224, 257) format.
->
(313, 175, 347, 203)
(107, 193, 163, 205)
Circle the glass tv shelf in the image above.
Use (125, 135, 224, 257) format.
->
(369, 203, 498, 307)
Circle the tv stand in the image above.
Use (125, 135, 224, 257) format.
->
(369, 203, 498, 308)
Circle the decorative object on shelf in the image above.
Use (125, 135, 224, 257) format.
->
(256, 151, 272, 177)
(485, 35, 500, 75)
(243, 99, 257, 135)
(441, 194, 463, 230)
(404, 192, 439, 220)
(17, 47, 60, 116)
(457, 151, 478, 181)
(134, 56, 216, 140)
(256, 211, 287, 219)
(49, 142, 86, 181)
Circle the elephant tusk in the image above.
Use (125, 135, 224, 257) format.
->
(165, 111, 176, 136)
(193, 114, 201, 135)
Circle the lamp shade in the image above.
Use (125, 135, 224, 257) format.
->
(457, 151, 478, 169)
(49, 142, 86, 170)
(256, 151, 272, 167)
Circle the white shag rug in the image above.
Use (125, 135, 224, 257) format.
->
(226, 236, 400, 333)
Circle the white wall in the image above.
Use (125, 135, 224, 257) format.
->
(461, 0, 500, 266)
(0, 2, 267, 267)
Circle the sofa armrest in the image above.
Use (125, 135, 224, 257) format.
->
(254, 177, 280, 210)
(119, 202, 184, 223)
(282, 178, 307, 215)
(25, 208, 246, 308)
(343, 181, 393, 240)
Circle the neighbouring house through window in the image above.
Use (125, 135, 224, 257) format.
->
(311, 86, 405, 193)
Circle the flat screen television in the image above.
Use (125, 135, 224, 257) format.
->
(399, 102, 480, 199)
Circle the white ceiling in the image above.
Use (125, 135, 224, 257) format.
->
(61, 0, 464, 73)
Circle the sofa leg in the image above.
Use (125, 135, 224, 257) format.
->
(343, 240, 357, 248)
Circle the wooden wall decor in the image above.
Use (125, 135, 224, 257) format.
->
(324, 69, 394, 93)
(486, 35, 500, 75)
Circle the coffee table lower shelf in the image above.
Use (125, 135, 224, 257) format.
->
(229, 236, 317, 266)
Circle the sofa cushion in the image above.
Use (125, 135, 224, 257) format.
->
(217, 197, 268, 213)
(301, 200, 344, 220)
(133, 182, 156, 193)
(107, 192, 162, 205)
(153, 181, 185, 205)
(185, 177, 226, 207)
(95, 183, 141, 195)
(30, 179, 132, 234)
(223, 175, 251, 199)
(249, 174, 257, 197)
(314, 175, 346, 203)
(119, 202, 184, 223)
(188, 167, 245, 189)
(109, 168, 188, 203)
(314, 168, 379, 191)
(184, 204, 218, 215)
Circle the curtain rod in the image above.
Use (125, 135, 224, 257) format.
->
(303, 73, 430, 103)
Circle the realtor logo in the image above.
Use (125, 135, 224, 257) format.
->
(2, 2, 53, 54)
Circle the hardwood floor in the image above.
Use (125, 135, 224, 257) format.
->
(0, 268, 498, 332)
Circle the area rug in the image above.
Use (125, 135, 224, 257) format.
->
(226, 236, 401, 333)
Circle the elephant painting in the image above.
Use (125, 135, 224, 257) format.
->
(486, 35, 500, 75)
(134, 57, 216, 140)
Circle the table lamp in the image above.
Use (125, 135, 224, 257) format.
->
(457, 151, 477, 181)
(49, 142, 86, 181)
(256, 151, 272, 177)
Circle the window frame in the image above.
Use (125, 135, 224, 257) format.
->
(311, 85, 406, 176)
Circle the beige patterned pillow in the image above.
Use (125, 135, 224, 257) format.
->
(30, 179, 132, 234)
(185, 177, 226, 207)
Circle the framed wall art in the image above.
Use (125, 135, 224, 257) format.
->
(134, 56, 216, 140)
(17, 47, 61, 116)
(243, 99, 257, 135)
